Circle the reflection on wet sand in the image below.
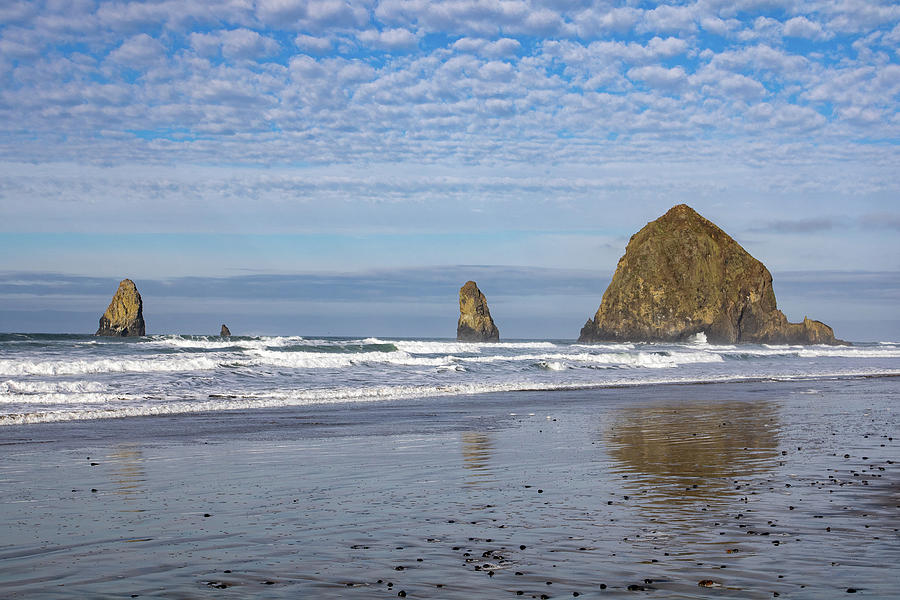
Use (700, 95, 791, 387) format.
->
(106, 446, 146, 503)
(461, 432, 494, 485)
(604, 399, 781, 506)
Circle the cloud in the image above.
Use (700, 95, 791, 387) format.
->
(638, 4, 697, 34)
(106, 33, 166, 69)
(783, 16, 831, 40)
(294, 33, 333, 53)
(191, 29, 281, 60)
(358, 27, 419, 51)
(627, 65, 687, 90)
(452, 37, 521, 58)
(859, 213, 900, 231)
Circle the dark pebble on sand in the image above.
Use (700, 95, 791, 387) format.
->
(91, 488, 97, 493)
(520, 545, 527, 550)
(395, 566, 404, 571)
(204, 513, 211, 518)
(600, 583, 607, 589)
(538, 489, 543, 493)
(573, 593, 580, 597)
(398, 591, 406, 597)
(847, 589, 857, 593)
(627, 584, 646, 591)
(264, 581, 274, 585)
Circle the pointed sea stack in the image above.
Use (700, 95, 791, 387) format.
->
(578, 204, 843, 345)
(457, 281, 500, 342)
(220, 324, 231, 337)
(96, 279, 145, 337)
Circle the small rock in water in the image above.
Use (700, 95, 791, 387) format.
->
(699, 580, 721, 587)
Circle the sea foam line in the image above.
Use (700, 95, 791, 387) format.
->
(3, 369, 899, 426)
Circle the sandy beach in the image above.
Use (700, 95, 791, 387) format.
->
(1, 376, 898, 598)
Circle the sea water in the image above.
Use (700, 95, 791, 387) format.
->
(1, 333, 899, 425)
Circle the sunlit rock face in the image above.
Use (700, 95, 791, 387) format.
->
(457, 281, 500, 342)
(578, 204, 841, 345)
(96, 279, 145, 337)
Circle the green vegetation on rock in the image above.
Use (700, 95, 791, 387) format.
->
(578, 204, 842, 345)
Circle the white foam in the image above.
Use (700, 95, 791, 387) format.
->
(1, 380, 104, 394)
(145, 335, 307, 350)
(245, 349, 451, 369)
(538, 361, 569, 371)
(461, 350, 724, 369)
(5, 368, 900, 426)
(391, 340, 558, 354)
(686, 332, 708, 345)
(715, 345, 900, 359)
(0, 355, 223, 376)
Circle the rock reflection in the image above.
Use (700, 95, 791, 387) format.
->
(461, 432, 495, 486)
(107, 445, 146, 503)
(604, 399, 780, 506)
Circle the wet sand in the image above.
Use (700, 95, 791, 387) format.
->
(1, 377, 898, 598)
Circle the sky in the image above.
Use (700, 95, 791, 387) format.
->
(1, 0, 899, 340)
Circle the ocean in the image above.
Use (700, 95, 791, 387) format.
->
(1, 333, 899, 426)
(2, 333, 900, 598)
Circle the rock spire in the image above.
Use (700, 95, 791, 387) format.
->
(220, 324, 231, 337)
(578, 204, 842, 345)
(96, 279, 145, 337)
(457, 281, 500, 342)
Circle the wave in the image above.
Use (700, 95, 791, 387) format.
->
(389, 340, 559, 354)
(0, 356, 222, 376)
(1, 379, 105, 394)
(717, 345, 900, 359)
(461, 350, 724, 369)
(4, 369, 899, 426)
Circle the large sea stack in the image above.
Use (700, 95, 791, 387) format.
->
(457, 281, 500, 342)
(578, 204, 842, 345)
(96, 279, 145, 337)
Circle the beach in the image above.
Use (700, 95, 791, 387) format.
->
(2, 376, 898, 598)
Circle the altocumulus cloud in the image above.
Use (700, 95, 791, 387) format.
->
(0, 0, 898, 167)
(0, 0, 898, 280)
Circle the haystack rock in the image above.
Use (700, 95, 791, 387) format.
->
(220, 324, 231, 337)
(96, 279, 145, 337)
(578, 204, 843, 345)
(457, 281, 500, 342)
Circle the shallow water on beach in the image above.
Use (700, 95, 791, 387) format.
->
(2, 333, 899, 425)
(1, 377, 898, 598)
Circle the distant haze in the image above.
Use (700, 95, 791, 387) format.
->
(1, 268, 897, 342)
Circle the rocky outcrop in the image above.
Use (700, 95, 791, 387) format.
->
(220, 324, 231, 337)
(578, 204, 844, 345)
(96, 279, 145, 337)
(457, 281, 500, 342)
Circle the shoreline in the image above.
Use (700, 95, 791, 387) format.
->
(1, 377, 898, 598)
(3, 369, 900, 429)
